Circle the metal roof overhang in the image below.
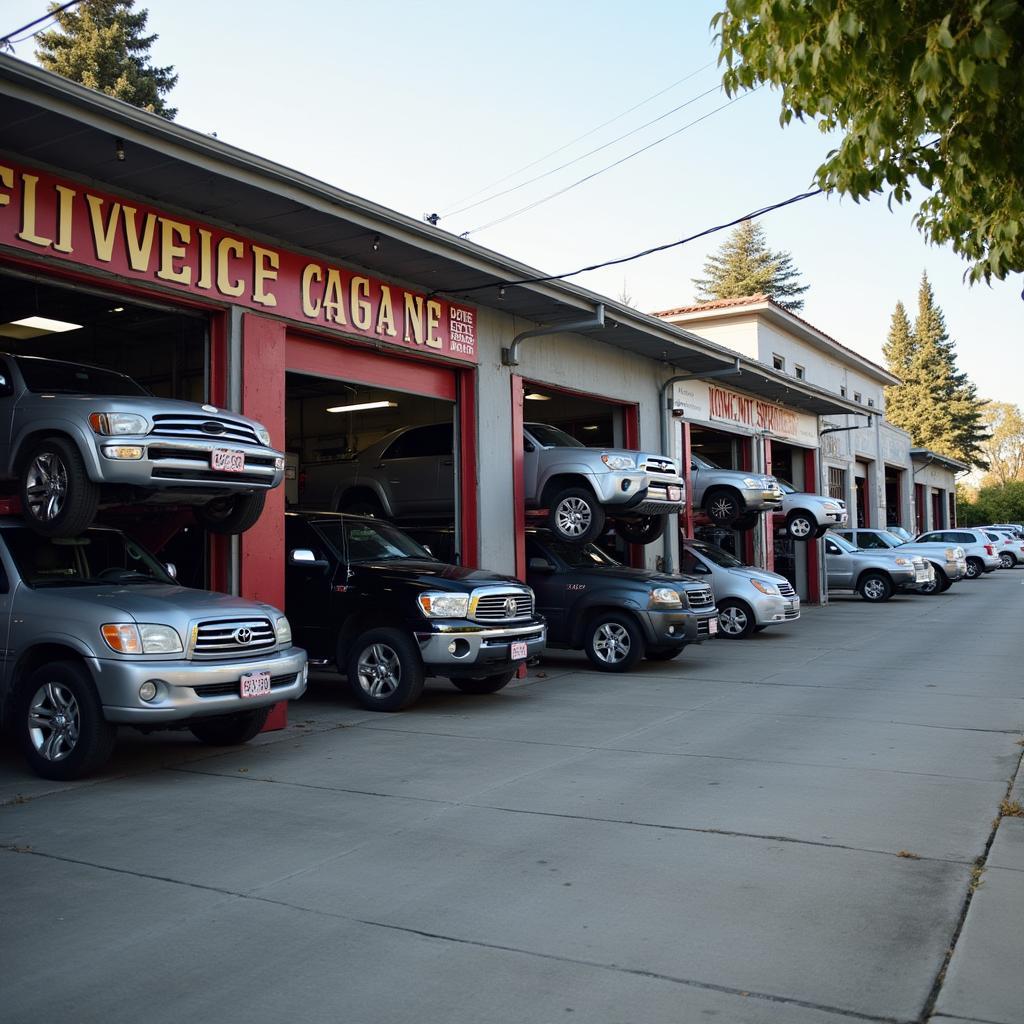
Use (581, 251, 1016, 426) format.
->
(0, 56, 861, 416)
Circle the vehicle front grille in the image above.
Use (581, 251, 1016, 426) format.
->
(783, 607, 800, 620)
(480, 629, 545, 648)
(151, 413, 262, 447)
(192, 618, 276, 658)
(696, 617, 714, 637)
(642, 458, 680, 479)
(778, 580, 796, 597)
(685, 586, 715, 610)
(192, 672, 298, 697)
(472, 591, 535, 622)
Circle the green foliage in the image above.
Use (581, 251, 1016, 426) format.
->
(35, 0, 177, 119)
(978, 401, 1024, 486)
(958, 480, 1024, 525)
(693, 219, 809, 310)
(713, 1, 1024, 283)
(883, 272, 990, 467)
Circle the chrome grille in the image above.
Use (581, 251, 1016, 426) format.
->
(151, 413, 262, 447)
(642, 458, 679, 478)
(472, 591, 534, 622)
(192, 617, 276, 658)
(685, 586, 715, 610)
(778, 580, 796, 597)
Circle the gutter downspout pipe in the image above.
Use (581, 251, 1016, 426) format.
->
(659, 358, 742, 572)
(501, 304, 606, 366)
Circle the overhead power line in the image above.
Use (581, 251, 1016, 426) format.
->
(438, 61, 716, 216)
(430, 187, 825, 298)
(461, 90, 757, 237)
(445, 82, 724, 221)
(0, 0, 80, 49)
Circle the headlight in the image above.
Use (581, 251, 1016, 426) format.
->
(101, 623, 182, 654)
(893, 558, 910, 566)
(89, 412, 150, 436)
(750, 579, 779, 595)
(944, 548, 956, 560)
(601, 454, 636, 471)
(822, 502, 839, 510)
(256, 426, 272, 447)
(649, 587, 682, 608)
(418, 592, 470, 618)
(742, 477, 764, 489)
(275, 616, 292, 646)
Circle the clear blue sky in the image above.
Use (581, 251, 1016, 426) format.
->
(3, 0, 1022, 405)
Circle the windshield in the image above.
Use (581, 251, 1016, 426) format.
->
(691, 453, 721, 470)
(535, 539, 620, 569)
(3, 527, 174, 588)
(15, 356, 149, 396)
(686, 542, 744, 569)
(525, 423, 584, 449)
(777, 479, 796, 494)
(313, 518, 434, 562)
(827, 533, 858, 553)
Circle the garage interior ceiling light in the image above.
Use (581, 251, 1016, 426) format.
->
(326, 400, 398, 414)
(0, 315, 83, 339)
(582, 425, 599, 430)
(524, 392, 551, 400)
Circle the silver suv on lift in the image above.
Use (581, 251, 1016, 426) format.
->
(0, 354, 284, 538)
(688, 452, 783, 531)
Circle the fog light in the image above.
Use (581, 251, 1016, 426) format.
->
(138, 680, 158, 702)
(302, 663, 309, 683)
(103, 445, 144, 460)
(621, 480, 632, 492)
(447, 641, 458, 654)
(667, 625, 676, 635)
(274, 457, 285, 470)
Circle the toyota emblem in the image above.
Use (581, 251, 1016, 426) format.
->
(503, 597, 518, 617)
(233, 627, 253, 645)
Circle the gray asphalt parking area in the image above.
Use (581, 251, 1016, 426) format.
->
(2, 570, 1022, 1023)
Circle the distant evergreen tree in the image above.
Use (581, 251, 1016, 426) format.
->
(35, 0, 177, 119)
(692, 220, 809, 311)
(882, 273, 990, 469)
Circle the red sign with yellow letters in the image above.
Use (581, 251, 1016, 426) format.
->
(0, 162, 477, 362)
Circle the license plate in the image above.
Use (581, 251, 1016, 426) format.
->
(510, 641, 528, 660)
(211, 448, 245, 472)
(667, 486, 681, 501)
(708, 618, 718, 635)
(240, 671, 271, 698)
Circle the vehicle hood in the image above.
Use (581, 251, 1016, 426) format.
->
(542, 564, 705, 589)
(783, 491, 844, 507)
(896, 542, 963, 558)
(28, 393, 267, 431)
(350, 560, 526, 591)
(723, 565, 791, 586)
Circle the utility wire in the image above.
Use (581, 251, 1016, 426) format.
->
(444, 82, 724, 221)
(430, 187, 825, 297)
(0, 0, 80, 49)
(462, 90, 755, 237)
(438, 61, 716, 216)
(7, 15, 60, 45)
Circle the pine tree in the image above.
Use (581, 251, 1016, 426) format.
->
(882, 273, 990, 469)
(692, 220, 809, 311)
(35, 0, 177, 119)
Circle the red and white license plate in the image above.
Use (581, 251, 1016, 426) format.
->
(667, 486, 682, 501)
(708, 618, 719, 636)
(510, 641, 528, 661)
(240, 671, 271, 698)
(211, 448, 245, 473)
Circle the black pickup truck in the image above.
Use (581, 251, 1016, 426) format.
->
(525, 532, 718, 671)
(285, 512, 546, 710)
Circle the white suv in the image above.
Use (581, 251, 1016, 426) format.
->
(916, 528, 1002, 578)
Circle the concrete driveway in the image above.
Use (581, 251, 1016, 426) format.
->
(2, 569, 1021, 1023)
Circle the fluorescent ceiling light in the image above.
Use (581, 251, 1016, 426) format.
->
(524, 392, 551, 400)
(0, 315, 83, 340)
(582, 425, 600, 430)
(326, 400, 398, 414)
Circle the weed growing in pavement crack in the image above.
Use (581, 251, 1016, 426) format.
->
(998, 798, 1024, 818)
(969, 863, 986, 891)
(897, 850, 921, 859)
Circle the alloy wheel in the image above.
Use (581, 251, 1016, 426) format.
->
(24, 451, 68, 523)
(1000, 553, 1013, 569)
(789, 516, 813, 539)
(356, 643, 402, 698)
(863, 578, 887, 600)
(709, 496, 737, 521)
(719, 605, 749, 636)
(555, 497, 592, 538)
(592, 622, 631, 664)
(27, 682, 80, 762)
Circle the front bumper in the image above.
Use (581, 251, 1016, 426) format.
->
(894, 564, 932, 590)
(94, 646, 308, 723)
(741, 486, 784, 512)
(639, 607, 718, 646)
(90, 435, 285, 493)
(416, 620, 547, 673)
(592, 475, 685, 516)
(751, 592, 801, 626)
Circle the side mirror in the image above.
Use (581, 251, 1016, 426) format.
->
(164, 562, 178, 579)
(528, 557, 554, 573)
(691, 563, 711, 575)
(0, 373, 11, 397)
(422, 545, 433, 556)
(290, 548, 329, 570)
(523, 440, 535, 453)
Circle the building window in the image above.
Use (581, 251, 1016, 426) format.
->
(867, 398, 875, 408)
(840, 386, 847, 398)
(794, 364, 805, 380)
(828, 466, 847, 500)
(854, 392, 862, 403)
(772, 354, 785, 371)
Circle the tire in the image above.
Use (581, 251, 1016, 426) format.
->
(448, 671, 516, 694)
(346, 627, 424, 711)
(752, 625, 768, 633)
(858, 572, 892, 602)
(717, 598, 755, 639)
(546, 487, 606, 544)
(786, 510, 817, 541)
(16, 661, 116, 780)
(918, 567, 948, 595)
(733, 512, 760, 533)
(189, 706, 270, 745)
(965, 557, 984, 579)
(704, 489, 741, 524)
(815, 524, 831, 538)
(645, 646, 685, 661)
(338, 493, 385, 518)
(195, 491, 266, 535)
(583, 612, 644, 672)
(19, 437, 100, 538)
(999, 552, 1014, 569)
(615, 515, 666, 545)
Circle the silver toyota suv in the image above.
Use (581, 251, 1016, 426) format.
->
(776, 479, 848, 540)
(0, 354, 284, 538)
(689, 453, 783, 530)
(308, 421, 685, 546)
(0, 519, 307, 779)
(824, 531, 933, 602)
(834, 527, 966, 594)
